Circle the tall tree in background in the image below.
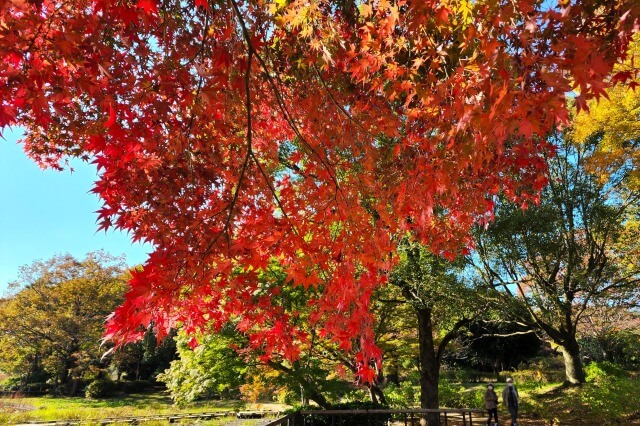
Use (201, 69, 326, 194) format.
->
(1, 0, 639, 375)
(0, 252, 128, 394)
(474, 134, 640, 384)
(389, 240, 478, 424)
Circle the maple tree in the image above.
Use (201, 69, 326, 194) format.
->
(1, 0, 639, 379)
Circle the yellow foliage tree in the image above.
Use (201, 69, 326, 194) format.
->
(0, 252, 128, 395)
(573, 37, 640, 190)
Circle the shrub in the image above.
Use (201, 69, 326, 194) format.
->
(23, 382, 52, 395)
(337, 388, 370, 403)
(501, 356, 565, 385)
(580, 332, 640, 369)
(384, 381, 418, 408)
(0, 376, 23, 391)
(581, 362, 637, 420)
(438, 380, 483, 409)
(521, 355, 565, 371)
(585, 361, 628, 383)
(85, 379, 119, 399)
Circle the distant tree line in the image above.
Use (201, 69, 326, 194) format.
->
(0, 252, 177, 396)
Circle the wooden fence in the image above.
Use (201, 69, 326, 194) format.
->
(265, 409, 486, 426)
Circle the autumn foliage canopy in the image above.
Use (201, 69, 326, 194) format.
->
(1, 0, 638, 379)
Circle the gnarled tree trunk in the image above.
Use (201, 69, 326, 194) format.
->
(560, 337, 586, 385)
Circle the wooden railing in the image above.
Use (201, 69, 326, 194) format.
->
(265, 408, 486, 426)
(265, 412, 300, 426)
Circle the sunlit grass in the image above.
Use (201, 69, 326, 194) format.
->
(0, 391, 283, 424)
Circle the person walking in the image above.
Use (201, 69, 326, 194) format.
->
(484, 383, 499, 425)
(501, 378, 519, 426)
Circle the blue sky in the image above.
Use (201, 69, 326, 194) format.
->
(0, 127, 151, 295)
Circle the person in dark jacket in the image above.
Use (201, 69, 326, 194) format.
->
(501, 378, 519, 426)
(484, 383, 499, 425)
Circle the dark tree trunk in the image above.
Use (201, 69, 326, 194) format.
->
(70, 379, 79, 397)
(368, 383, 388, 405)
(543, 322, 586, 385)
(417, 307, 440, 426)
(560, 337, 586, 384)
(368, 386, 379, 404)
(372, 363, 388, 405)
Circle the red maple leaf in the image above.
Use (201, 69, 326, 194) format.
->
(137, 0, 158, 14)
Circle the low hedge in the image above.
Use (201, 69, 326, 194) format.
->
(85, 379, 119, 399)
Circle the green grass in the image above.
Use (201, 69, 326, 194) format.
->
(449, 375, 640, 425)
(0, 391, 283, 424)
(4, 374, 639, 425)
(471, 377, 640, 425)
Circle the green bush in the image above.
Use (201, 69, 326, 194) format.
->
(85, 379, 119, 399)
(585, 361, 628, 383)
(121, 379, 153, 394)
(501, 360, 565, 385)
(384, 381, 418, 408)
(581, 362, 638, 420)
(438, 380, 483, 409)
(23, 382, 52, 394)
(521, 355, 565, 370)
(0, 376, 23, 390)
(580, 332, 640, 369)
(503, 355, 565, 385)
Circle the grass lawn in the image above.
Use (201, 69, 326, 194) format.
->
(461, 378, 640, 425)
(0, 391, 285, 424)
